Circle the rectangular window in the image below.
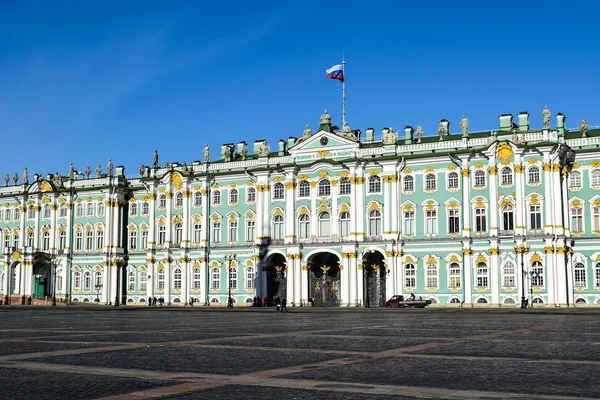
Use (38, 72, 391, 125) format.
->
(571, 208, 583, 233)
(141, 230, 148, 249)
(448, 209, 460, 234)
(404, 211, 415, 235)
(86, 231, 93, 250)
(158, 226, 166, 245)
(229, 221, 238, 242)
(449, 266, 461, 288)
(212, 222, 221, 243)
(593, 207, 600, 232)
(475, 208, 487, 233)
(129, 230, 137, 250)
(193, 223, 202, 244)
(96, 231, 104, 250)
(530, 205, 542, 230)
(425, 210, 437, 235)
(140, 273, 147, 292)
(75, 232, 82, 251)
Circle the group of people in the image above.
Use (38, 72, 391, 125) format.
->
(147, 296, 166, 307)
(250, 295, 288, 312)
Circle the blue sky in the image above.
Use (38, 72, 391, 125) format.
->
(1, 1, 599, 177)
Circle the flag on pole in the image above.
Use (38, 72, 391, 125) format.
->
(326, 64, 344, 82)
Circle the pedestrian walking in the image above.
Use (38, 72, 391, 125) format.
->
(280, 297, 288, 313)
(262, 297, 266, 307)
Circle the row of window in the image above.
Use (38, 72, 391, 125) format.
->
(569, 170, 600, 188)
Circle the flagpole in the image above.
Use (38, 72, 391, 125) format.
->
(342, 60, 346, 126)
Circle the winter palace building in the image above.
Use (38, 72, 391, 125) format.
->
(1, 109, 600, 307)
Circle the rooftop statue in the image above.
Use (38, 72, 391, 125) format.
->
(53, 172, 62, 187)
(85, 166, 91, 179)
(23, 168, 28, 184)
(204, 144, 210, 163)
(320, 109, 331, 124)
(543, 105, 551, 130)
(3, 173, 8, 186)
(13, 172, 19, 185)
(153, 150, 159, 168)
(107, 159, 114, 176)
(339, 121, 357, 141)
(382, 126, 398, 145)
(182, 162, 189, 174)
(69, 163, 75, 180)
(437, 122, 447, 141)
(415, 126, 424, 143)
(297, 125, 312, 143)
(224, 145, 231, 161)
(240, 144, 248, 161)
(258, 142, 270, 157)
(96, 164, 102, 177)
(580, 119, 590, 137)
(139, 164, 146, 177)
(460, 115, 469, 138)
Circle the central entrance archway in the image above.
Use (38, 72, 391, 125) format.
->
(265, 253, 287, 306)
(362, 250, 386, 307)
(33, 262, 49, 299)
(308, 252, 341, 307)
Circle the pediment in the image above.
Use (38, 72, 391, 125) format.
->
(289, 130, 359, 154)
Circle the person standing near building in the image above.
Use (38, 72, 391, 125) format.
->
(280, 297, 288, 313)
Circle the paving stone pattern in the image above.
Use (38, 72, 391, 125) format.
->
(0, 306, 599, 400)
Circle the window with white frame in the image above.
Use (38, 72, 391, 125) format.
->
(273, 215, 284, 240)
(128, 271, 135, 291)
(228, 220, 238, 242)
(211, 268, 220, 290)
(93, 271, 102, 291)
(503, 262, 516, 287)
(85, 230, 93, 250)
(246, 219, 255, 241)
(426, 263, 438, 288)
(157, 224, 166, 245)
(86, 203, 93, 217)
(212, 220, 221, 242)
(531, 261, 544, 286)
(368, 210, 381, 236)
(75, 230, 83, 251)
(272, 183, 284, 200)
(339, 212, 350, 237)
(174, 192, 183, 207)
(425, 173, 436, 191)
(173, 268, 182, 290)
(475, 207, 487, 232)
(142, 202, 149, 215)
(318, 179, 331, 196)
(12, 230, 19, 249)
(474, 170, 486, 187)
(130, 203, 138, 217)
(193, 269, 202, 290)
(366, 175, 381, 194)
(43, 205, 51, 219)
(448, 209, 460, 234)
(447, 172, 459, 189)
(140, 272, 147, 292)
(502, 205, 514, 231)
(3, 232, 10, 251)
(449, 263, 461, 288)
(298, 214, 310, 239)
(529, 204, 542, 230)
(4, 209, 10, 221)
(42, 231, 50, 251)
(404, 211, 415, 235)
(96, 229, 104, 250)
(58, 231, 66, 250)
(592, 170, 600, 187)
(425, 209, 437, 235)
(229, 189, 238, 204)
(594, 206, 600, 232)
(246, 267, 255, 289)
(570, 170, 581, 188)
(193, 222, 202, 244)
(405, 263, 415, 287)
(298, 181, 310, 197)
(57, 270, 63, 292)
(194, 192, 202, 207)
(319, 212, 331, 237)
(339, 178, 351, 195)
(574, 262, 586, 287)
(476, 263, 489, 288)
(14, 208, 20, 221)
(27, 232, 34, 248)
(73, 271, 81, 290)
(501, 167, 513, 185)
(59, 204, 67, 217)
(158, 194, 167, 208)
(528, 166, 540, 184)
(174, 224, 182, 244)
(571, 207, 583, 233)
(212, 191, 221, 205)
(595, 262, 600, 287)
(98, 202, 105, 216)
(404, 175, 414, 192)
(84, 271, 92, 291)
(229, 268, 237, 290)
(157, 268, 165, 290)
(247, 187, 256, 203)
(141, 230, 148, 249)
(28, 206, 35, 219)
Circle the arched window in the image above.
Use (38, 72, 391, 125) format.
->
(339, 178, 351, 195)
(174, 224, 182, 244)
(531, 261, 544, 286)
(211, 268, 220, 290)
(368, 176, 381, 193)
(212, 220, 221, 243)
(571, 207, 583, 233)
(142, 202, 149, 215)
(228, 219, 237, 242)
(246, 219, 255, 241)
(4, 209, 10, 221)
(193, 222, 202, 244)
(175, 192, 183, 207)
(529, 204, 542, 230)
(96, 229, 104, 250)
(140, 228, 148, 249)
(129, 229, 137, 250)
(76, 204, 84, 217)
(194, 192, 202, 207)
(130, 203, 138, 216)
(503, 262, 516, 287)
(173, 268, 182, 290)
(139, 272, 147, 292)
(299, 214, 310, 239)
(447, 172, 459, 189)
(474, 170, 486, 187)
(272, 183, 284, 199)
(426, 263, 438, 288)
(405, 264, 415, 287)
(404, 175, 414, 192)
(448, 209, 460, 234)
(247, 187, 256, 203)
(57, 269, 63, 292)
(476, 263, 488, 288)
(58, 231, 66, 250)
(83, 271, 92, 291)
(28, 206, 35, 219)
(43, 204, 51, 219)
(477, 298, 488, 304)
(27, 231, 34, 248)
(595, 262, 600, 287)
(273, 215, 284, 240)
(318, 212, 331, 237)
(74, 271, 81, 290)
(85, 229, 93, 250)
(158, 194, 167, 208)
(246, 267, 255, 289)
(230, 268, 237, 290)
(193, 269, 202, 290)
(12, 229, 19, 249)
(42, 231, 50, 251)
(298, 181, 310, 197)
(570, 170, 581, 188)
(339, 212, 350, 237)
(501, 167, 513, 185)
(574, 262, 586, 287)
(75, 230, 83, 251)
(528, 166, 540, 184)
(212, 190, 221, 205)
(158, 224, 166, 245)
(229, 189, 238, 204)
(593, 206, 600, 232)
(449, 263, 461, 288)
(59, 204, 67, 217)
(157, 268, 165, 290)
(368, 210, 381, 236)
(425, 173, 436, 191)
(592, 170, 600, 187)
(502, 205, 514, 231)
(86, 203, 93, 217)
(97, 202, 105, 216)
(128, 271, 135, 291)
(318, 179, 331, 196)
(450, 298, 461, 304)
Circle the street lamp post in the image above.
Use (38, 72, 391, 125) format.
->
(225, 254, 236, 307)
(530, 270, 539, 308)
(52, 258, 61, 307)
(514, 242, 531, 309)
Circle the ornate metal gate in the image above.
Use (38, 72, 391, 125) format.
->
(363, 265, 386, 307)
(308, 265, 340, 307)
(266, 266, 286, 306)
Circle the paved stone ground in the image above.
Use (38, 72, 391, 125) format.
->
(0, 306, 599, 400)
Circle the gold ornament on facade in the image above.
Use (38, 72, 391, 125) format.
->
(404, 167, 413, 174)
(530, 253, 543, 263)
(309, 181, 317, 188)
(273, 176, 283, 183)
(405, 256, 414, 263)
(148, 193, 156, 200)
(317, 171, 329, 179)
(488, 248, 500, 255)
(488, 166, 497, 175)
(330, 179, 338, 186)
(475, 254, 486, 264)
(462, 248, 473, 255)
(497, 141, 514, 163)
(284, 182, 296, 190)
(299, 206, 309, 215)
(450, 255, 460, 263)
(368, 169, 379, 176)
(530, 194, 540, 205)
(544, 246, 554, 254)
(474, 162, 484, 169)
(425, 200, 435, 211)
(461, 168, 470, 177)
(273, 208, 283, 217)
(369, 203, 380, 211)
(447, 164, 457, 171)
(317, 150, 330, 157)
(527, 158, 539, 164)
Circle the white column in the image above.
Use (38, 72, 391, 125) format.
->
(463, 251, 473, 305)
(543, 161, 553, 235)
(200, 186, 208, 245)
(164, 259, 171, 304)
(254, 184, 263, 241)
(357, 256, 364, 306)
(263, 184, 270, 238)
(390, 175, 399, 236)
(200, 256, 207, 305)
(285, 182, 296, 243)
(488, 164, 498, 236)
(294, 255, 301, 306)
(310, 181, 317, 238)
(349, 254, 357, 306)
(383, 175, 391, 236)
(461, 167, 471, 238)
(34, 202, 41, 250)
(515, 157, 525, 236)
(355, 175, 365, 239)
(490, 252, 499, 305)
(331, 181, 339, 238)
(166, 189, 173, 245)
(286, 254, 294, 303)
(340, 253, 349, 306)
(301, 260, 308, 305)
(182, 187, 190, 249)
(544, 249, 555, 305)
(148, 190, 157, 249)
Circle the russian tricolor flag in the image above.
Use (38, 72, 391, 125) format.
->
(326, 64, 344, 82)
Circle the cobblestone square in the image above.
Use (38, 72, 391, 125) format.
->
(1, 306, 599, 399)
